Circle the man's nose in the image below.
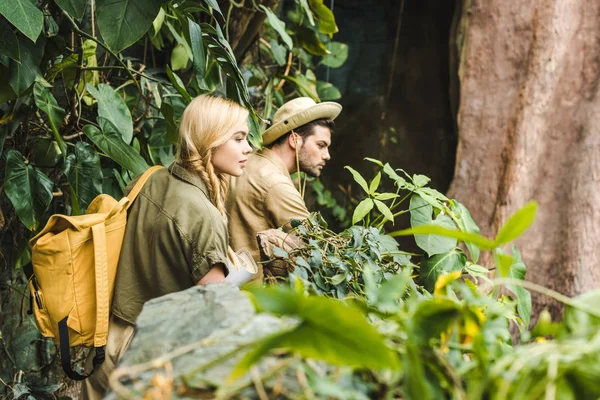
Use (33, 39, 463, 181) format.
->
(323, 148, 331, 161)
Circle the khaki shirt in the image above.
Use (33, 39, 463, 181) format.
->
(227, 148, 309, 280)
(112, 163, 229, 324)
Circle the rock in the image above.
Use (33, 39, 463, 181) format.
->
(105, 283, 291, 399)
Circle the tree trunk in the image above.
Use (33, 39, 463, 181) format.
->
(449, 0, 600, 318)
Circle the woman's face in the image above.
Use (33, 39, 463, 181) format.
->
(212, 121, 252, 176)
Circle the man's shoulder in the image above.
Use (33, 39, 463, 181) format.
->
(243, 152, 292, 188)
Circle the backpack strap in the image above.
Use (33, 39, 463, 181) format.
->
(125, 165, 164, 209)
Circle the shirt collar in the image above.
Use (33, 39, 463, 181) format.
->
(168, 162, 210, 197)
(257, 147, 291, 178)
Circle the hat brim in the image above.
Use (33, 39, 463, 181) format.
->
(262, 102, 342, 146)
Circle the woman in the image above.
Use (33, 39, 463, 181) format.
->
(84, 94, 253, 399)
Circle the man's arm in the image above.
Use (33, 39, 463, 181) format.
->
(265, 182, 310, 231)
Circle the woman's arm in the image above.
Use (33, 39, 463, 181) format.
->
(196, 264, 226, 285)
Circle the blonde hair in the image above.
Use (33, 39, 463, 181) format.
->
(176, 94, 249, 218)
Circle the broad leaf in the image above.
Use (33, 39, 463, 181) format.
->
(296, 25, 328, 56)
(229, 287, 399, 381)
(8, 35, 44, 94)
(495, 201, 538, 245)
(83, 124, 149, 175)
(0, 17, 20, 62)
(188, 18, 207, 91)
(352, 198, 374, 225)
(170, 43, 189, 71)
(56, 0, 88, 20)
(451, 200, 481, 263)
(419, 248, 467, 292)
(96, 0, 162, 53)
(86, 83, 134, 144)
(369, 171, 381, 194)
(31, 139, 61, 167)
(374, 199, 394, 224)
(321, 42, 348, 68)
(147, 120, 175, 166)
(298, 0, 315, 25)
(260, 5, 292, 49)
(64, 142, 103, 214)
(316, 81, 341, 101)
(166, 65, 192, 103)
(412, 297, 463, 343)
(502, 246, 531, 327)
(344, 166, 369, 193)
(389, 224, 497, 250)
(33, 82, 67, 157)
(308, 0, 338, 34)
(4, 150, 53, 231)
(0, 0, 43, 42)
(410, 195, 456, 256)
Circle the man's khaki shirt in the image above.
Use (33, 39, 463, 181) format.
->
(227, 148, 309, 280)
(112, 163, 229, 325)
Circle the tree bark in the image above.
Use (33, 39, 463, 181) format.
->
(449, 0, 600, 318)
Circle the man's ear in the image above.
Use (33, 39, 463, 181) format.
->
(288, 132, 301, 150)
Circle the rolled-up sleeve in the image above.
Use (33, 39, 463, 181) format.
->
(265, 182, 309, 231)
(186, 211, 230, 284)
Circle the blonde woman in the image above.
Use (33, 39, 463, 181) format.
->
(83, 95, 253, 399)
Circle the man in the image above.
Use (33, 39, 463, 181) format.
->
(227, 97, 342, 280)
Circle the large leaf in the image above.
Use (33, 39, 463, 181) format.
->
(8, 35, 44, 94)
(33, 82, 67, 157)
(188, 18, 207, 90)
(495, 201, 538, 245)
(86, 83, 134, 144)
(83, 123, 148, 175)
(0, 17, 20, 62)
(389, 224, 497, 250)
(419, 248, 467, 292)
(96, 0, 163, 53)
(0, 0, 43, 42)
(321, 41, 348, 68)
(451, 200, 481, 263)
(410, 195, 457, 256)
(4, 150, 53, 231)
(64, 142, 103, 214)
(352, 198, 374, 225)
(412, 297, 463, 343)
(296, 25, 328, 56)
(316, 81, 341, 101)
(502, 246, 531, 327)
(344, 166, 369, 193)
(260, 5, 292, 49)
(147, 120, 175, 166)
(166, 66, 192, 103)
(308, 0, 338, 34)
(56, 0, 88, 20)
(229, 287, 399, 381)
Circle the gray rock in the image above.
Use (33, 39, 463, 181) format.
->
(105, 283, 291, 399)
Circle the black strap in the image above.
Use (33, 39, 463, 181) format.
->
(58, 316, 105, 380)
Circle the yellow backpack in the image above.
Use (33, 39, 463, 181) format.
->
(27, 166, 162, 380)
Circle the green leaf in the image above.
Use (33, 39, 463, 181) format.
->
(503, 246, 531, 327)
(321, 41, 348, 68)
(344, 166, 369, 193)
(202, 0, 222, 16)
(229, 287, 399, 381)
(451, 200, 481, 263)
(170, 43, 189, 71)
(260, 5, 293, 49)
(494, 250, 514, 277)
(64, 142, 103, 214)
(374, 199, 394, 224)
(31, 139, 61, 167)
(383, 163, 408, 187)
(374, 193, 398, 201)
(55, 0, 88, 20)
(83, 124, 149, 175)
(0, 0, 43, 42)
(419, 248, 467, 292)
(364, 157, 383, 167)
(86, 83, 134, 144)
(166, 65, 192, 103)
(389, 224, 497, 250)
(410, 195, 456, 256)
(369, 172, 381, 194)
(33, 82, 67, 158)
(160, 95, 187, 142)
(495, 201, 538, 245)
(96, 0, 163, 53)
(4, 150, 53, 231)
(268, 39, 287, 66)
(296, 26, 328, 56)
(308, 0, 338, 34)
(8, 35, 44, 94)
(188, 18, 207, 90)
(465, 263, 492, 285)
(0, 17, 20, 62)
(273, 246, 289, 258)
(412, 174, 430, 188)
(151, 7, 165, 37)
(412, 297, 463, 342)
(298, 0, 315, 25)
(316, 81, 341, 101)
(147, 120, 175, 166)
(352, 198, 374, 225)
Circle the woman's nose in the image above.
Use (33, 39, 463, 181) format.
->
(243, 140, 253, 154)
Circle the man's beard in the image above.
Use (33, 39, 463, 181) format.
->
(297, 146, 322, 177)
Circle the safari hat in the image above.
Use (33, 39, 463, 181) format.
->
(262, 97, 342, 145)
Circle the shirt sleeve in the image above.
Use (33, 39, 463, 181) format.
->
(184, 209, 230, 284)
(264, 182, 310, 231)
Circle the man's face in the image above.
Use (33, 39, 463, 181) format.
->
(297, 125, 332, 177)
